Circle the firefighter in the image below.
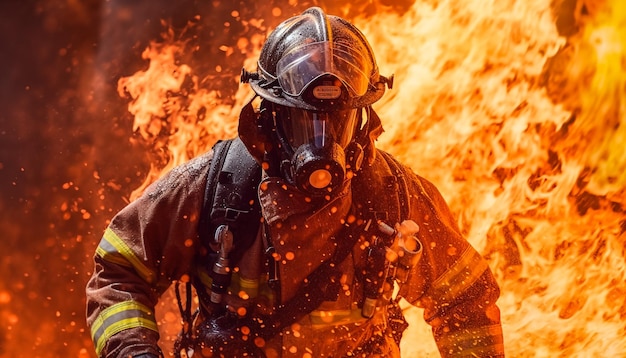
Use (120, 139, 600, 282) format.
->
(86, 7, 504, 358)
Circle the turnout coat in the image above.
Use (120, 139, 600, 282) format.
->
(86, 139, 504, 357)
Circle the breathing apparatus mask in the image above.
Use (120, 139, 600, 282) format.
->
(238, 7, 393, 197)
(258, 94, 362, 196)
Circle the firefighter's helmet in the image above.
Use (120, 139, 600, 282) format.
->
(242, 6, 390, 110)
(240, 7, 392, 196)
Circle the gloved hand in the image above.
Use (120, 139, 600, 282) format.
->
(195, 311, 267, 357)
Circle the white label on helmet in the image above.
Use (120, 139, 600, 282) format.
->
(313, 85, 341, 99)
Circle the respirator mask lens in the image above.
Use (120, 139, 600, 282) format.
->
(277, 107, 359, 194)
(280, 107, 358, 151)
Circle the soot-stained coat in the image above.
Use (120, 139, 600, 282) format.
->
(86, 142, 504, 357)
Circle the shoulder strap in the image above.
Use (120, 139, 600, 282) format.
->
(351, 149, 411, 232)
(198, 137, 262, 265)
(376, 150, 411, 220)
(178, 139, 261, 356)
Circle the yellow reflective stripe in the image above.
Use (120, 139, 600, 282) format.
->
(239, 277, 259, 290)
(437, 324, 504, 357)
(95, 243, 132, 269)
(97, 227, 156, 284)
(195, 266, 275, 304)
(90, 301, 158, 356)
(196, 266, 212, 287)
(430, 246, 488, 304)
(239, 277, 260, 298)
(309, 308, 366, 328)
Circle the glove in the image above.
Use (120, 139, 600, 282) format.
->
(195, 311, 267, 357)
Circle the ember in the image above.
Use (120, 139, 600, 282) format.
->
(1, 0, 624, 357)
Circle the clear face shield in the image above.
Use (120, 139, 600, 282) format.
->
(274, 105, 360, 196)
(275, 41, 374, 99)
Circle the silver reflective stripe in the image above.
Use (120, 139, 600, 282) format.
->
(90, 300, 158, 356)
(96, 227, 156, 284)
(437, 324, 504, 357)
(429, 246, 489, 304)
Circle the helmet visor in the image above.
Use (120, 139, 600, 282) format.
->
(278, 106, 359, 151)
(276, 41, 373, 98)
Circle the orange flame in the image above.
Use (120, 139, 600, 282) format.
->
(117, 25, 265, 201)
(557, 0, 626, 193)
(117, 1, 626, 356)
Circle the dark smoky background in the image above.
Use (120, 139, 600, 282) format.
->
(0, 0, 417, 356)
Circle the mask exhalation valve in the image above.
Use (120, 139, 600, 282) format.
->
(309, 169, 332, 189)
(292, 141, 346, 195)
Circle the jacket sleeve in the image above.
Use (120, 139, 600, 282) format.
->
(85, 152, 212, 358)
(399, 173, 505, 357)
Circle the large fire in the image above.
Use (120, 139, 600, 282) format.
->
(2, 0, 624, 357)
(116, 0, 626, 357)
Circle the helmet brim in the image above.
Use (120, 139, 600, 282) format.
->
(249, 79, 386, 111)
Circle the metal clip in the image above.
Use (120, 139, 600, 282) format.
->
(240, 68, 259, 83)
(362, 236, 386, 318)
(390, 220, 422, 284)
(265, 246, 280, 291)
(380, 74, 395, 89)
(210, 225, 234, 305)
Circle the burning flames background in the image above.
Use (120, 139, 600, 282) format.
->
(1, 0, 624, 357)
